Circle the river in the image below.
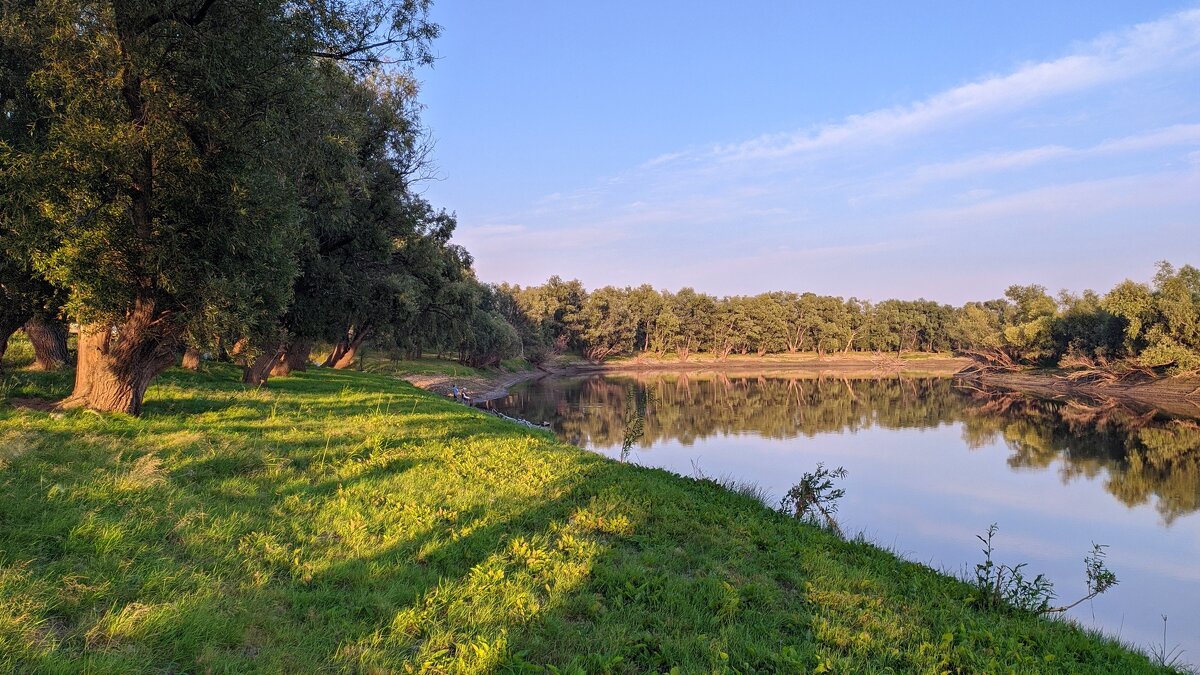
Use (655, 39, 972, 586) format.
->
(489, 372, 1200, 665)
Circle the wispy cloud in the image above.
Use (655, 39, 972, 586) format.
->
(702, 9, 1200, 164)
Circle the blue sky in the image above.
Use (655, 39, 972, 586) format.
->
(417, 2, 1200, 304)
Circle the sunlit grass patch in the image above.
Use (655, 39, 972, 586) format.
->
(0, 364, 1176, 672)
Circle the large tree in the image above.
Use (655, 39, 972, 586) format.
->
(1, 0, 438, 412)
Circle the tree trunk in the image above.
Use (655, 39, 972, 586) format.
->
(24, 316, 70, 371)
(270, 338, 312, 377)
(59, 304, 179, 415)
(327, 330, 368, 369)
(243, 348, 284, 387)
(843, 329, 858, 354)
(181, 347, 201, 371)
(322, 338, 349, 368)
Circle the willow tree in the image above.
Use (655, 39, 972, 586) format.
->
(1, 0, 437, 413)
(277, 70, 433, 376)
(323, 196, 471, 369)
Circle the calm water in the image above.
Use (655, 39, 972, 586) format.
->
(490, 373, 1200, 663)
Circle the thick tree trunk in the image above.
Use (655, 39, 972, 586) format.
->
(327, 331, 368, 369)
(270, 338, 312, 377)
(284, 338, 313, 373)
(322, 338, 349, 368)
(59, 304, 179, 415)
(214, 337, 231, 362)
(24, 316, 70, 370)
(181, 347, 201, 371)
(243, 348, 284, 387)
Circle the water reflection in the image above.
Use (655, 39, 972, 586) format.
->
(495, 373, 1200, 524)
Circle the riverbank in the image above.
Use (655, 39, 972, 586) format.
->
(386, 351, 1199, 421)
(0, 365, 1174, 672)
(597, 351, 971, 376)
(403, 367, 549, 404)
(962, 371, 1200, 419)
(399, 353, 972, 406)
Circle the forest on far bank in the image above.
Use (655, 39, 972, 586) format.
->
(490, 261, 1200, 375)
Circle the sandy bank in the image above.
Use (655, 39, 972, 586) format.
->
(402, 367, 551, 404)
(579, 354, 971, 377)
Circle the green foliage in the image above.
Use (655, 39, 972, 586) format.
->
(972, 525, 1119, 617)
(778, 464, 848, 535)
(973, 524, 1056, 613)
(496, 262, 1200, 375)
(0, 367, 1169, 672)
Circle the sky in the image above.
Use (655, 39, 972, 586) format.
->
(416, 2, 1200, 304)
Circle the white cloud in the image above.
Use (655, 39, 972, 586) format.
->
(704, 8, 1200, 164)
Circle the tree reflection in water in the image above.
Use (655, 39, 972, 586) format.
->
(493, 373, 1200, 523)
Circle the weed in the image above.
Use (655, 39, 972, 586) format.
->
(619, 386, 650, 462)
(972, 523, 1056, 613)
(1148, 615, 1189, 672)
(778, 463, 847, 536)
(971, 524, 1118, 616)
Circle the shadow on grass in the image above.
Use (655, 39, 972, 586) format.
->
(0, 367, 1173, 673)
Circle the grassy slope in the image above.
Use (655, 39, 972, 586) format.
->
(0, 363, 1170, 673)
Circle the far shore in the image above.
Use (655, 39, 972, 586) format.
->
(395, 351, 1200, 418)
(401, 352, 971, 405)
(582, 352, 971, 376)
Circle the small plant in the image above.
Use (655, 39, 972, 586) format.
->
(971, 524, 1118, 616)
(972, 523, 1056, 613)
(1044, 542, 1118, 613)
(1147, 614, 1187, 671)
(778, 463, 847, 536)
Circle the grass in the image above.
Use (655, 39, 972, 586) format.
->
(0, 359, 1176, 672)
(0, 331, 36, 369)
(352, 349, 532, 380)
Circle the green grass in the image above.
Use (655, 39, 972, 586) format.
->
(1, 331, 36, 370)
(358, 353, 492, 378)
(0, 364, 1173, 673)
(499, 358, 532, 372)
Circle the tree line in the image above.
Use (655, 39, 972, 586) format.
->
(493, 262, 1200, 374)
(1, 0, 517, 414)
